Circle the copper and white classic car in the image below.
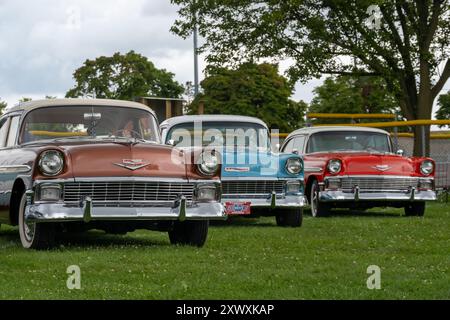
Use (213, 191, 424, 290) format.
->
(0, 99, 225, 249)
(281, 126, 437, 217)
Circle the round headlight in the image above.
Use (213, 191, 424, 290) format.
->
(286, 158, 303, 175)
(420, 160, 434, 176)
(39, 150, 64, 176)
(197, 151, 219, 176)
(328, 159, 342, 174)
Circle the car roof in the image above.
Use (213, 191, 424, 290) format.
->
(160, 114, 269, 129)
(286, 126, 390, 139)
(5, 98, 156, 116)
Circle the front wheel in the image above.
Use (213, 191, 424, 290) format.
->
(310, 180, 331, 217)
(18, 193, 56, 249)
(168, 220, 209, 247)
(276, 208, 303, 227)
(404, 202, 425, 216)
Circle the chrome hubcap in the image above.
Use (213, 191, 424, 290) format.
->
(23, 206, 35, 242)
(312, 185, 319, 216)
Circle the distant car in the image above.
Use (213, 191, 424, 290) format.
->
(160, 115, 306, 227)
(0, 99, 225, 249)
(281, 126, 437, 217)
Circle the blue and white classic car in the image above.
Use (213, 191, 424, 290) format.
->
(160, 115, 306, 227)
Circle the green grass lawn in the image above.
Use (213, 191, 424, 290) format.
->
(0, 202, 449, 300)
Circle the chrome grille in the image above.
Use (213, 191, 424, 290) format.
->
(63, 181, 195, 203)
(340, 177, 419, 191)
(222, 180, 284, 196)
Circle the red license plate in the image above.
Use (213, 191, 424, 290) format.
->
(225, 202, 251, 215)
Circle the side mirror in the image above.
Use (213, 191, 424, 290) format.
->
(292, 148, 299, 155)
(396, 149, 404, 156)
(167, 139, 176, 146)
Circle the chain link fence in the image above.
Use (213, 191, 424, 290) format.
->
(396, 136, 450, 190)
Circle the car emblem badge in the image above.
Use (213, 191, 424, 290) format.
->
(113, 159, 150, 171)
(372, 165, 391, 172)
(225, 167, 250, 172)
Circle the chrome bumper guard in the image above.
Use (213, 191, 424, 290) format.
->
(222, 192, 306, 208)
(26, 180, 226, 223)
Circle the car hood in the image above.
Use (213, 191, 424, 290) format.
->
(53, 142, 187, 179)
(221, 150, 302, 179)
(307, 152, 417, 176)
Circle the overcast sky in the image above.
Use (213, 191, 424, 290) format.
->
(0, 0, 321, 108)
(0, 0, 447, 115)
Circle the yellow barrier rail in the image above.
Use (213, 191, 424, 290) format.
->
(313, 119, 450, 128)
(307, 113, 396, 119)
(272, 131, 450, 139)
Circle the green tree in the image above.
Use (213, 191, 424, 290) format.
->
(189, 63, 306, 132)
(436, 91, 450, 127)
(66, 51, 184, 100)
(172, 0, 450, 156)
(19, 97, 32, 103)
(309, 76, 399, 123)
(0, 99, 7, 114)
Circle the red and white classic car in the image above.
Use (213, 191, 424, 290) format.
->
(281, 126, 437, 217)
(0, 99, 225, 249)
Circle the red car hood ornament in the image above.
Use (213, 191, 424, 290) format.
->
(113, 159, 150, 171)
(372, 164, 392, 172)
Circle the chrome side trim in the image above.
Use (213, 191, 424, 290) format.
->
(304, 167, 323, 173)
(0, 165, 32, 174)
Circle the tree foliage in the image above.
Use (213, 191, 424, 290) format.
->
(189, 63, 306, 132)
(0, 99, 6, 114)
(172, 0, 450, 155)
(66, 51, 184, 100)
(436, 91, 450, 126)
(309, 76, 399, 122)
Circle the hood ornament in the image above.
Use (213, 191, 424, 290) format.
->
(372, 164, 391, 172)
(113, 159, 150, 171)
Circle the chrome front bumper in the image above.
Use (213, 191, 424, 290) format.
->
(25, 197, 225, 222)
(222, 192, 306, 208)
(26, 178, 226, 223)
(320, 187, 437, 202)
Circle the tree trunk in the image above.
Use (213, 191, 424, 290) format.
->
(412, 125, 430, 157)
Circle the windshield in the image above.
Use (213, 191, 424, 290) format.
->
(166, 121, 271, 152)
(307, 131, 392, 153)
(20, 106, 160, 144)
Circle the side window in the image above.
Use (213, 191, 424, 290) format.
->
(0, 117, 10, 148)
(293, 136, 306, 154)
(282, 139, 295, 153)
(6, 116, 20, 147)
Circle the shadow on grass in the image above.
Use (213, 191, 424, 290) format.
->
(0, 227, 169, 249)
(57, 231, 170, 248)
(323, 209, 402, 218)
(211, 217, 276, 228)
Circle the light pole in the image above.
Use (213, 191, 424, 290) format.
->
(193, 21, 199, 96)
